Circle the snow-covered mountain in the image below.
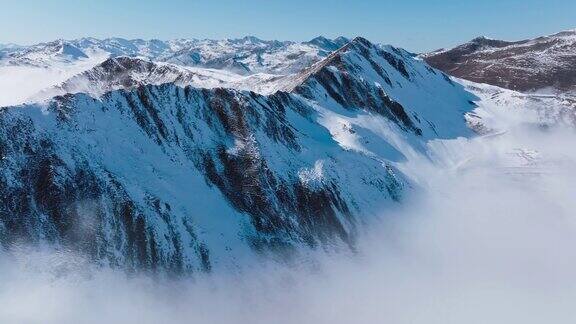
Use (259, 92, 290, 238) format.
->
(0, 36, 353, 107)
(33, 56, 284, 102)
(422, 29, 576, 93)
(0, 35, 483, 273)
(0, 36, 350, 75)
(0, 43, 22, 53)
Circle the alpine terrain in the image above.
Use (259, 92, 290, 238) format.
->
(0, 35, 482, 273)
(422, 29, 576, 93)
(1, 32, 573, 274)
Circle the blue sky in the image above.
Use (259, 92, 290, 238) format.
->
(1, 0, 575, 52)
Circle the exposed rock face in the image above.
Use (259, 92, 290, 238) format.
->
(422, 30, 576, 92)
(284, 37, 474, 140)
(49, 57, 224, 98)
(0, 37, 476, 273)
(289, 38, 421, 134)
(36, 57, 285, 101)
(0, 84, 407, 273)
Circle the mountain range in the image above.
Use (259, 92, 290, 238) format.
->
(0, 32, 573, 273)
(0, 36, 350, 74)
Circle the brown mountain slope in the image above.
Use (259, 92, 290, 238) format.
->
(422, 30, 576, 92)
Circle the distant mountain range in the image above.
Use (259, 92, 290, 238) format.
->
(0, 36, 350, 75)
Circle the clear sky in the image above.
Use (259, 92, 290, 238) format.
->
(1, 0, 575, 52)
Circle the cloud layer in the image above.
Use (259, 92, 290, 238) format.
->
(1, 102, 576, 324)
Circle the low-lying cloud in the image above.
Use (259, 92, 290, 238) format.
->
(1, 106, 576, 324)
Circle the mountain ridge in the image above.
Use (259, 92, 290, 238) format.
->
(0, 36, 352, 75)
(422, 28, 576, 92)
(0, 35, 477, 273)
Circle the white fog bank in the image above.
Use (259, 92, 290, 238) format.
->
(1, 92, 576, 324)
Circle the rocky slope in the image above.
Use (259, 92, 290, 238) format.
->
(34, 56, 283, 101)
(0, 36, 477, 273)
(422, 29, 576, 92)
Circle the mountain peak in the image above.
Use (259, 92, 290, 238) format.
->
(309, 36, 330, 42)
(550, 28, 576, 38)
(226, 36, 270, 45)
(471, 35, 490, 42)
(58, 43, 88, 59)
(306, 36, 350, 51)
(350, 36, 372, 44)
(333, 36, 350, 44)
(239, 35, 263, 43)
(467, 35, 510, 47)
